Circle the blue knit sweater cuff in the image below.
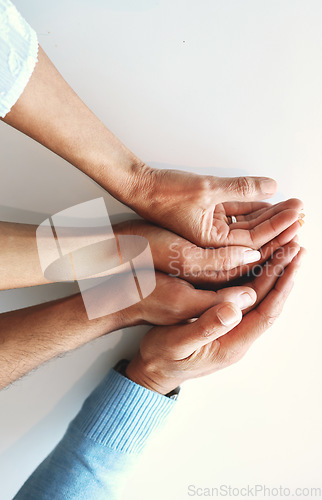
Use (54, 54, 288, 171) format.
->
(70, 369, 176, 454)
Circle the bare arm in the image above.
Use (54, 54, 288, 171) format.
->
(0, 204, 303, 291)
(0, 267, 260, 390)
(0, 221, 49, 289)
(2, 47, 145, 208)
(0, 220, 122, 290)
(2, 47, 303, 251)
(0, 293, 128, 390)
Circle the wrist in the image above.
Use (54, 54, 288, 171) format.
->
(119, 161, 156, 213)
(126, 353, 181, 396)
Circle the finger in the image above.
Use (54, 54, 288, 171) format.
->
(223, 201, 272, 216)
(209, 246, 262, 270)
(189, 286, 256, 319)
(248, 197, 303, 222)
(164, 302, 243, 359)
(229, 198, 303, 228)
(168, 245, 262, 283)
(243, 240, 300, 314)
(227, 208, 301, 249)
(217, 176, 277, 203)
(221, 222, 302, 284)
(212, 286, 257, 310)
(258, 221, 301, 262)
(197, 221, 302, 287)
(216, 248, 305, 360)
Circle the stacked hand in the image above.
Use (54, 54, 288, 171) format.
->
(111, 171, 305, 395)
(130, 168, 301, 249)
(1, 41, 305, 393)
(127, 242, 304, 394)
(115, 196, 303, 285)
(121, 235, 300, 329)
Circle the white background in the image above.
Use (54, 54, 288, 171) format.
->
(0, 1, 321, 499)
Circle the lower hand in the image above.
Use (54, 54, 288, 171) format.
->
(126, 246, 304, 394)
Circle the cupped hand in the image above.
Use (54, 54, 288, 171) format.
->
(130, 271, 256, 326)
(132, 168, 299, 248)
(126, 247, 304, 395)
(115, 198, 303, 285)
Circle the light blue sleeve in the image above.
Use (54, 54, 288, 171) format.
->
(13, 369, 176, 500)
(0, 0, 38, 118)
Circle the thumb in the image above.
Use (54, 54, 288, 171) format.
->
(180, 246, 261, 283)
(168, 302, 243, 359)
(210, 246, 261, 271)
(216, 176, 277, 203)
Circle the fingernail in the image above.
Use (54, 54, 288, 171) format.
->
(297, 247, 306, 262)
(237, 292, 254, 308)
(298, 218, 305, 227)
(242, 250, 261, 264)
(298, 213, 305, 219)
(261, 178, 277, 195)
(217, 304, 240, 326)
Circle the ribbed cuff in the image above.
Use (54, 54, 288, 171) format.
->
(0, 0, 39, 118)
(70, 369, 176, 454)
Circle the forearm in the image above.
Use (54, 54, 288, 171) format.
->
(2, 47, 150, 207)
(0, 221, 51, 289)
(0, 294, 130, 390)
(14, 369, 175, 500)
(0, 220, 136, 290)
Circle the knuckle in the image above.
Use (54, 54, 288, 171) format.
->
(254, 308, 280, 332)
(236, 176, 254, 197)
(199, 324, 212, 338)
(218, 347, 244, 367)
(214, 254, 232, 272)
(261, 311, 278, 329)
(221, 255, 232, 271)
(214, 248, 233, 272)
(196, 176, 218, 205)
(226, 348, 242, 365)
(199, 175, 215, 192)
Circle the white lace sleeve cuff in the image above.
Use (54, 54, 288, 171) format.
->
(0, 0, 38, 118)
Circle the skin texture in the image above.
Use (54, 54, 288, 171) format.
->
(0, 294, 124, 390)
(0, 239, 301, 391)
(126, 247, 304, 395)
(0, 202, 303, 290)
(115, 203, 303, 286)
(0, 46, 306, 397)
(2, 46, 300, 253)
(0, 269, 255, 390)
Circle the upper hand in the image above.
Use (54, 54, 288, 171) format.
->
(132, 168, 286, 248)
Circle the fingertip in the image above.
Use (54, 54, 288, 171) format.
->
(216, 301, 242, 326)
(287, 208, 302, 222)
(260, 177, 278, 196)
(242, 249, 261, 265)
(291, 241, 301, 254)
(286, 198, 304, 211)
(285, 241, 301, 261)
(294, 246, 306, 263)
(199, 302, 243, 340)
(237, 288, 257, 309)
